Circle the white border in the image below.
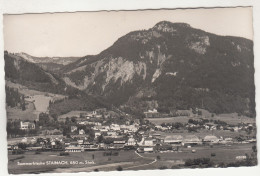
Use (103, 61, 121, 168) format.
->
(0, 0, 260, 176)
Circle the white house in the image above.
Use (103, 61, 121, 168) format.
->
(79, 129, 85, 135)
(65, 146, 84, 152)
(203, 135, 219, 144)
(164, 135, 183, 145)
(95, 132, 101, 138)
(20, 121, 35, 130)
(71, 126, 78, 133)
(126, 137, 136, 146)
(144, 138, 154, 146)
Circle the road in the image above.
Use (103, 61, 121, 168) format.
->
(124, 151, 157, 170)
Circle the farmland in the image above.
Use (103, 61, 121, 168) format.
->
(146, 113, 255, 126)
(6, 80, 66, 121)
(8, 143, 255, 174)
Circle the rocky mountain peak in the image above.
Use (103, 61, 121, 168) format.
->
(153, 21, 191, 32)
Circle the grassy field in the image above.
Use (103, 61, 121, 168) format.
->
(152, 129, 254, 139)
(8, 150, 149, 174)
(8, 143, 255, 174)
(6, 81, 66, 121)
(6, 102, 37, 121)
(146, 113, 255, 126)
(130, 143, 255, 170)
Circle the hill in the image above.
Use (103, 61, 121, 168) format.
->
(4, 51, 109, 114)
(61, 21, 255, 117)
(16, 52, 80, 72)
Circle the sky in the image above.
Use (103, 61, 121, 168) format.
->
(3, 7, 253, 57)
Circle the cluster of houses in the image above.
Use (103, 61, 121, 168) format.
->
(12, 107, 256, 154)
(9, 127, 256, 154)
(155, 120, 255, 133)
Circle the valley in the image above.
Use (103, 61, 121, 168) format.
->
(4, 20, 257, 174)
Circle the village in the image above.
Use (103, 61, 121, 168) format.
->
(8, 107, 256, 156)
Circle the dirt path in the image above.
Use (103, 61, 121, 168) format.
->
(124, 151, 157, 170)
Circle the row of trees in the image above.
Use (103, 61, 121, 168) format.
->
(5, 86, 26, 110)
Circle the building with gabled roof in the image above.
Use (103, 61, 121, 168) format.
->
(183, 135, 201, 145)
(164, 135, 183, 145)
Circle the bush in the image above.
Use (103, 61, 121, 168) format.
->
(211, 153, 216, 157)
(60, 152, 69, 156)
(12, 149, 24, 155)
(185, 158, 213, 167)
(116, 166, 123, 171)
(157, 155, 161, 160)
(159, 166, 168, 169)
(171, 165, 181, 169)
(94, 169, 99, 172)
(35, 151, 41, 154)
(113, 151, 119, 156)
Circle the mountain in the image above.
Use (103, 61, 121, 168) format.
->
(4, 51, 109, 112)
(61, 21, 255, 116)
(16, 52, 80, 72)
(4, 52, 67, 93)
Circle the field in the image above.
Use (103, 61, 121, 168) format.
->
(8, 143, 255, 174)
(6, 102, 37, 121)
(127, 143, 255, 171)
(151, 130, 253, 139)
(8, 150, 149, 174)
(58, 111, 90, 120)
(6, 80, 66, 121)
(146, 113, 255, 126)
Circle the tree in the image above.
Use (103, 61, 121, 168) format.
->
(71, 117, 77, 123)
(39, 113, 50, 126)
(18, 143, 27, 150)
(62, 126, 70, 136)
(116, 166, 123, 171)
(252, 145, 257, 153)
(97, 135, 104, 143)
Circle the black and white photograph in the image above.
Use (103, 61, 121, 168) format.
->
(2, 6, 258, 175)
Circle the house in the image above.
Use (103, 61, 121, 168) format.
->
(164, 135, 183, 145)
(79, 129, 85, 135)
(144, 147, 153, 152)
(210, 126, 217, 130)
(95, 132, 101, 138)
(155, 125, 163, 130)
(95, 108, 107, 114)
(203, 135, 219, 144)
(65, 146, 84, 152)
(30, 137, 37, 144)
(127, 125, 138, 132)
(175, 110, 191, 116)
(144, 138, 154, 146)
(233, 127, 239, 132)
(144, 109, 160, 118)
(107, 131, 117, 137)
(183, 135, 201, 145)
(20, 121, 35, 130)
(21, 137, 28, 143)
(126, 137, 136, 146)
(100, 128, 108, 132)
(77, 139, 84, 145)
(204, 125, 210, 130)
(71, 126, 78, 133)
(113, 140, 126, 149)
(110, 124, 120, 131)
(222, 137, 233, 144)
